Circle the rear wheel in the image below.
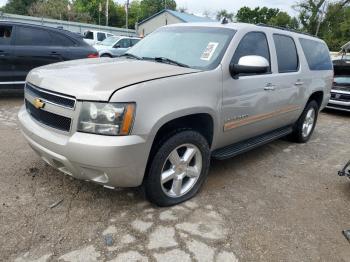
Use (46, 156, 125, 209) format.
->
(101, 54, 112, 58)
(290, 100, 319, 143)
(144, 130, 210, 207)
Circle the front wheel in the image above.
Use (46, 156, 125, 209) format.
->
(290, 100, 319, 143)
(144, 130, 210, 207)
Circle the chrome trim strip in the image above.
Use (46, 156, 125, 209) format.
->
(331, 89, 350, 95)
(0, 81, 26, 85)
(25, 83, 76, 110)
(224, 105, 301, 131)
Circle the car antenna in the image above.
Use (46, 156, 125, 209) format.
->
(221, 17, 229, 25)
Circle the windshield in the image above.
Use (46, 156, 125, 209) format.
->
(127, 26, 235, 70)
(99, 36, 120, 46)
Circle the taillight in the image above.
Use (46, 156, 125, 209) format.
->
(88, 53, 99, 58)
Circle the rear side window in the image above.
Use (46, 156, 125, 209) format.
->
(0, 25, 12, 45)
(299, 38, 332, 71)
(84, 31, 93, 40)
(273, 34, 299, 73)
(97, 32, 106, 42)
(16, 27, 52, 46)
(51, 32, 76, 47)
(232, 32, 271, 72)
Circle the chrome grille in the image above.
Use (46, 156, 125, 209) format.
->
(24, 83, 76, 132)
(25, 83, 76, 109)
(25, 100, 72, 132)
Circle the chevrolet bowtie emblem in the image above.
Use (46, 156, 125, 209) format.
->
(33, 98, 45, 109)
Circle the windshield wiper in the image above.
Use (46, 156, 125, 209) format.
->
(153, 57, 189, 68)
(120, 53, 143, 60)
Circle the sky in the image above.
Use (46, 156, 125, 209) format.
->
(0, 0, 298, 16)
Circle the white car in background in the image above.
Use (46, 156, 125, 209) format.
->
(83, 30, 115, 45)
(93, 36, 141, 57)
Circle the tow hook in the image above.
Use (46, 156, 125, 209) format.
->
(338, 160, 350, 178)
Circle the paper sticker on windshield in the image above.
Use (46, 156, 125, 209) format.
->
(201, 42, 219, 61)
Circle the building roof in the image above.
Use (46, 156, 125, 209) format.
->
(138, 9, 214, 25)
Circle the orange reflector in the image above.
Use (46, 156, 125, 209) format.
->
(120, 104, 135, 135)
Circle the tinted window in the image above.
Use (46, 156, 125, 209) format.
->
(84, 31, 93, 40)
(300, 38, 332, 70)
(97, 32, 106, 42)
(232, 32, 271, 72)
(16, 27, 52, 46)
(273, 34, 298, 73)
(131, 39, 140, 46)
(117, 39, 130, 48)
(0, 26, 12, 45)
(51, 32, 76, 47)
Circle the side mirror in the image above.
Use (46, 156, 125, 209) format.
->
(230, 55, 270, 78)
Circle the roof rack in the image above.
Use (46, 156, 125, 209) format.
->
(256, 23, 317, 38)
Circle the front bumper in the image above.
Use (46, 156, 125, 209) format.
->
(18, 105, 149, 187)
(326, 90, 350, 112)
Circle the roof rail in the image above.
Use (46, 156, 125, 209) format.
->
(256, 23, 317, 38)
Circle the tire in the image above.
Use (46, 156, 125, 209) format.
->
(144, 130, 210, 207)
(290, 100, 319, 143)
(101, 54, 112, 58)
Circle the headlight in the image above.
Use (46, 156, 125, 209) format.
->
(78, 102, 135, 136)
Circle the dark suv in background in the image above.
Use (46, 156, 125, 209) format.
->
(0, 22, 99, 93)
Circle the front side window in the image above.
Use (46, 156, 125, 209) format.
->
(15, 27, 52, 46)
(299, 38, 332, 71)
(0, 26, 13, 45)
(273, 34, 299, 73)
(131, 38, 140, 46)
(128, 27, 235, 70)
(231, 32, 271, 73)
(97, 32, 106, 42)
(116, 39, 131, 48)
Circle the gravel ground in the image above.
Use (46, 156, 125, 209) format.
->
(1, 97, 350, 262)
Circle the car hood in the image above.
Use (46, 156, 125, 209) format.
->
(27, 58, 200, 101)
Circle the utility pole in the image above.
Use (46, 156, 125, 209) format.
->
(99, 2, 102, 27)
(106, 0, 109, 27)
(125, 0, 129, 29)
(316, 0, 327, 36)
(164, 0, 167, 9)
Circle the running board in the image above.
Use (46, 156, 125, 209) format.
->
(212, 126, 293, 160)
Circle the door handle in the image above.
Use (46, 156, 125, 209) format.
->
(294, 80, 304, 86)
(264, 83, 276, 91)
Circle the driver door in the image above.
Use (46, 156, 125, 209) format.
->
(221, 31, 281, 145)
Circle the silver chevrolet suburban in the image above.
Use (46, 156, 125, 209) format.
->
(18, 22, 333, 206)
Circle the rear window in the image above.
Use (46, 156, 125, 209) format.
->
(0, 25, 12, 45)
(273, 34, 299, 73)
(15, 26, 52, 46)
(334, 76, 350, 85)
(299, 38, 332, 71)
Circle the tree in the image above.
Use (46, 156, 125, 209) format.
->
(269, 11, 299, 29)
(216, 9, 234, 22)
(28, 0, 91, 22)
(3, 0, 37, 15)
(139, 0, 176, 21)
(236, 6, 279, 24)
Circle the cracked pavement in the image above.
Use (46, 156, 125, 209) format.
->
(1, 97, 350, 261)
